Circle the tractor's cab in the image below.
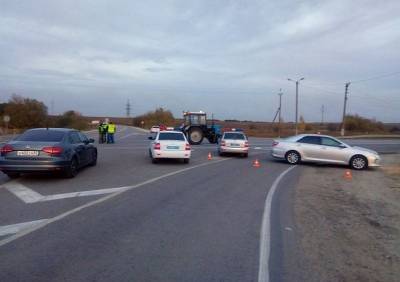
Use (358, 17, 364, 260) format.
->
(183, 111, 207, 126)
(181, 111, 220, 145)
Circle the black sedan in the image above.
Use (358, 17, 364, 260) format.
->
(0, 128, 97, 178)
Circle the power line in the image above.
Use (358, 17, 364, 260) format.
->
(350, 71, 400, 84)
(301, 84, 342, 96)
(301, 71, 400, 88)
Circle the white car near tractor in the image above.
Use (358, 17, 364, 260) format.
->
(149, 131, 191, 164)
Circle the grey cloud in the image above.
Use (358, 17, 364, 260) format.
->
(0, 0, 399, 122)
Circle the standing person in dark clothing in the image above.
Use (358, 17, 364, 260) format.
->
(98, 122, 104, 144)
(101, 122, 108, 144)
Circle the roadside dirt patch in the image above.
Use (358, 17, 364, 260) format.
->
(294, 155, 400, 282)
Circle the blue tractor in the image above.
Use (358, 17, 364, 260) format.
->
(180, 111, 221, 145)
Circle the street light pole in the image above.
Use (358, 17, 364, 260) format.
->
(288, 77, 305, 135)
(278, 89, 283, 137)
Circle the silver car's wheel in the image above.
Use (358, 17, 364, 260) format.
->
(285, 151, 300, 165)
(350, 155, 367, 170)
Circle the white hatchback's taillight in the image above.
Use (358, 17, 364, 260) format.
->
(221, 140, 226, 146)
(185, 143, 191, 151)
(244, 141, 249, 147)
(272, 141, 279, 147)
(154, 143, 161, 150)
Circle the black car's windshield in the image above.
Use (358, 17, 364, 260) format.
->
(224, 133, 246, 140)
(15, 130, 66, 142)
(158, 133, 185, 141)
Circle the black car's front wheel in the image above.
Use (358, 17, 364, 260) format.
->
(89, 150, 97, 166)
(64, 157, 79, 178)
(5, 172, 20, 179)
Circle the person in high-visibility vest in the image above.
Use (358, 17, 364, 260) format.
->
(107, 122, 116, 144)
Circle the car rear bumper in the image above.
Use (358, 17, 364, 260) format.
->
(219, 146, 248, 154)
(0, 160, 70, 173)
(152, 150, 191, 159)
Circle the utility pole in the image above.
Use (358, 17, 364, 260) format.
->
(321, 104, 325, 124)
(278, 89, 283, 137)
(126, 99, 131, 117)
(341, 82, 350, 136)
(288, 77, 305, 135)
(50, 100, 55, 115)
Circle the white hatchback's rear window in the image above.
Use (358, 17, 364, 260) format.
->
(159, 133, 185, 141)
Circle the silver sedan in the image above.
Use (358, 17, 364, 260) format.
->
(271, 134, 380, 170)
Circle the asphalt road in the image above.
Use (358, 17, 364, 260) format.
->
(0, 127, 399, 281)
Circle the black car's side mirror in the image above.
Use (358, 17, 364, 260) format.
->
(88, 138, 95, 144)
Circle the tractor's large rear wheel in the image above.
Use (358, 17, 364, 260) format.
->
(188, 128, 204, 145)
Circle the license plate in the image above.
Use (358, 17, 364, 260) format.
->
(17, 151, 39, 156)
(230, 143, 240, 147)
(167, 146, 179, 150)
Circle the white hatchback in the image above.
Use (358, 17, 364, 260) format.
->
(149, 131, 191, 163)
(218, 131, 249, 157)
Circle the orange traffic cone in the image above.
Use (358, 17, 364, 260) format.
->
(344, 170, 352, 180)
(253, 159, 261, 168)
(208, 152, 212, 160)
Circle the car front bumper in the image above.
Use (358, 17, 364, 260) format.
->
(367, 155, 381, 167)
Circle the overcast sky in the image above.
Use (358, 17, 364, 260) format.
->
(0, 0, 399, 122)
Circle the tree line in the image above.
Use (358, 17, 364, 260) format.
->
(0, 94, 88, 131)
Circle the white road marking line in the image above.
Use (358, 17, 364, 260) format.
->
(39, 187, 130, 202)
(3, 157, 227, 204)
(0, 158, 230, 247)
(118, 132, 144, 140)
(4, 182, 44, 203)
(258, 165, 297, 282)
(131, 126, 149, 133)
(0, 219, 49, 237)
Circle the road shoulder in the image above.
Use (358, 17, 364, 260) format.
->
(293, 155, 400, 281)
